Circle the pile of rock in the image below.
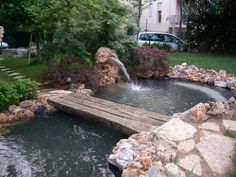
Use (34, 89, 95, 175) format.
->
(167, 63, 236, 91)
(109, 98, 236, 177)
(173, 97, 236, 122)
(0, 87, 93, 124)
(95, 47, 122, 86)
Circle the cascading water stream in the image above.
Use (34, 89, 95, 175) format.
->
(111, 56, 131, 82)
(111, 55, 144, 91)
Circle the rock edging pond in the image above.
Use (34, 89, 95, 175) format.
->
(0, 85, 93, 125)
(108, 97, 236, 177)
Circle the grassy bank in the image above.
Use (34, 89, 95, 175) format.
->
(170, 53, 236, 75)
(0, 57, 48, 82)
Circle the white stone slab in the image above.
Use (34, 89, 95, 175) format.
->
(177, 139, 195, 153)
(154, 118, 197, 141)
(196, 131, 236, 175)
(9, 73, 21, 76)
(199, 122, 220, 132)
(222, 120, 236, 131)
(179, 154, 202, 176)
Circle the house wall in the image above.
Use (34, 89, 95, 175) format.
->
(140, 0, 185, 36)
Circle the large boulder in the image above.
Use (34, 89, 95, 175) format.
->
(175, 103, 210, 122)
(95, 47, 121, 86)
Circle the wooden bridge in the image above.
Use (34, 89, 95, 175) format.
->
(48, 94, 170, 135)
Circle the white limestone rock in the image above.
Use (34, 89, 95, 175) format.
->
(199, 122, 219, 132)
(178, 154, 202, 176)
(207, 102, 225, 117)
(222, 119, 236, 131)
(196, 131, 236, 175)
(154, 118, 197, 141)
(177, 139, 195, 153)
(164, 163, 180, 177)
(214, 80, 228, 88)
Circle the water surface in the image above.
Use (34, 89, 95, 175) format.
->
(0, 112, 125, 177)
(96, 79, 236, 115)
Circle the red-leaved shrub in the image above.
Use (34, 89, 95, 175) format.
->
(43, 57, 101, 91)
(132, 46, 169, 73)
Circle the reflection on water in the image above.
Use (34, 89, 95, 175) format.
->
(0, 112, 126, 177)
(96, 79, 236, 115)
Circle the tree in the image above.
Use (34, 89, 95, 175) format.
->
(0, 0, 137, 62)
(128, 0, 156, 30)
(185, 0, 236, 53)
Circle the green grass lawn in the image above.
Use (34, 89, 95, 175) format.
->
(0, 57, 48, 82)
(170, 53, 236, 75)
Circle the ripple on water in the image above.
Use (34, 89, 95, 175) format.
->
(0, 112, 126, 177)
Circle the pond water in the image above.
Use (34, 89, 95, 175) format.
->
(0, 79, 235, 177)
(96, 79, 236, 115)
(0, 112, 125, 177)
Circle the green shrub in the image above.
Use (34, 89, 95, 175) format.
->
(151, 43, 172, 51)
(0, 79, 38, 111)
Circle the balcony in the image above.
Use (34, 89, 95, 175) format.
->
(167, 15, 186, 27)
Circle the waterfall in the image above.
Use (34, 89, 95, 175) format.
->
(111, 55, 143, 91)
(111, 56, 131, 82)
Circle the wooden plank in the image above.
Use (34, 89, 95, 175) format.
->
(71, 94, 169, 121)
(63, 94, 165, 126)
(48, 94, 170, 135)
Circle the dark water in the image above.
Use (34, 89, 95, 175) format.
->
(96, 79, 236, 115)
(0, 112, 126, 177)
(0, 79, 235, 177)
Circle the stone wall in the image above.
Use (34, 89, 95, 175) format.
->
(167, 63, 236, 91)
(109, 97, 236, 177)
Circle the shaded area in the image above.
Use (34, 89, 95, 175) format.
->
(0, 112, 126, 177)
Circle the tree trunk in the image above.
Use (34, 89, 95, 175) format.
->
(187, 1, 192, 52)
(178, 0, 183, 52)
(137, 0, 142, 29)
(28, 32, 32, 65)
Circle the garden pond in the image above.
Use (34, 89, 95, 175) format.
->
(0, 79, 236, 177)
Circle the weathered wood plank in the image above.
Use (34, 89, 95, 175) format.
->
(63, 95, 165, 126)
(48, 94, 170, 135)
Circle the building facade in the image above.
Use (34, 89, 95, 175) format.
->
(140, 0, 186, 36)
(121, 0, 186, 36)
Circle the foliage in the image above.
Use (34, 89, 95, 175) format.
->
(224, 130, 236, 138)
(151, 43, 172, 51)
(131, 46, 169, 73)
(0, 79, 38, 111)
(185, 0, 236, 53)
(38, 0, 137, 62)
(0, 0, 137, 62)
(43, 57, 101, 91)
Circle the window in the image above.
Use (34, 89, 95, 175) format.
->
(157, 2, 162, 23)
(139, 34, 149, 41)
(164, 35, 178, 43)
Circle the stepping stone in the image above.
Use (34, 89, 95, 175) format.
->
(222, 119, 236, 131)
(1, 68, 10, 71)
(199, 122, 220, 132)
(196, 131, 236, 175)
(6, 70, 14, 73)
(9, 73, 21, 76)
(154, 118, 197, 141)
(177, 139, 195, 153)
(179, 154, 202, 176)
(13, 76, 25, 80)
